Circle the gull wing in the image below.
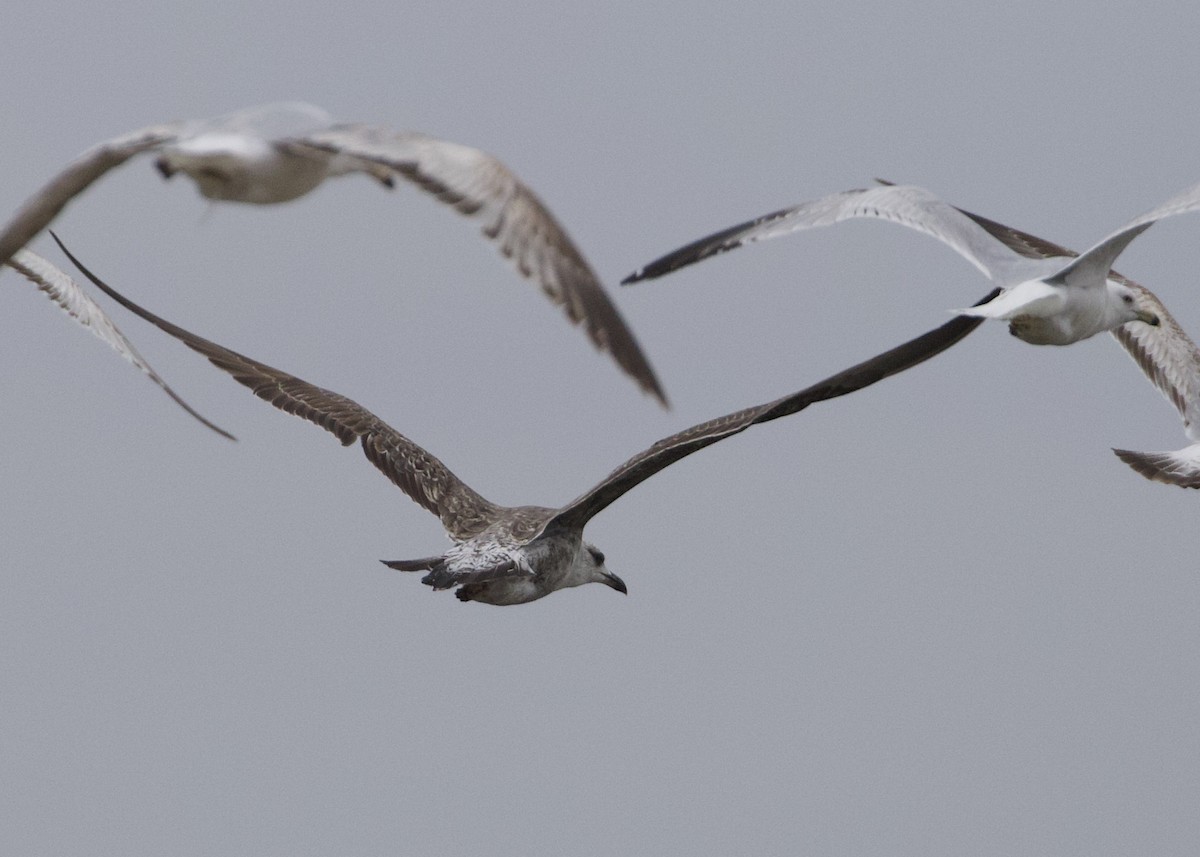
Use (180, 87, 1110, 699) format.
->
(542, 288, 1000, 533)
(288, 125, 668, 407)
(1107, 294, 1200, 488)
(1112, 444, 1200, 488)
(0, 122, 185, 269)
(622, 184, 1035, 285)
(949, 200, 1200, 488)
(55, 237, 505, 538)
(1048, 178, 1200, 288)
(6, 248, 232, 439)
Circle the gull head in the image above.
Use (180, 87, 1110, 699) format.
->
(580, 543, 627, 595)
(1109, 281, 1161, 328)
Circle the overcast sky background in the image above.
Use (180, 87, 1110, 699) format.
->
(2, 2, 1199, 854)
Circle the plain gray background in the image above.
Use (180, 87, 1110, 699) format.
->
(2, 2, 1198, 854)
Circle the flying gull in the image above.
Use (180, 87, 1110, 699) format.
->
(937, 199, 1200, 488)
(619, 180, 1200, 345)
(4, 248, 231, 438)
(55, 234, 997, 605)
(0, 102, 666, 406)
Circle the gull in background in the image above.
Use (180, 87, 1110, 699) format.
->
(56, 235, 997, 605)
(620, 180, 1200, 346)
(939, 199, 1200, 488)
(0, 102, 666, 406)
(4, 249, 231, 438)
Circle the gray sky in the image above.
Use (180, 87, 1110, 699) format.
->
(3, 2, 1199, 854)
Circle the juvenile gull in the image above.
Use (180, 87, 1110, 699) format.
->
(938, 201, 1200, 488)
(619, 180, 1200, 345)
(4, 249, 231, 438)
(56, 235, 996, 605)
(0, 102, 666, 406)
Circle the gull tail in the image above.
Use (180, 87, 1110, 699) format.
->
(1112, 445, 1200, 488)
(952, 281, 1060, 320)
(381, 556, 443, 572)
(381, 556, 459, 591)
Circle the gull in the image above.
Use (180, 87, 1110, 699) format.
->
(938, 200, 1200, 488)
(55, 235, 996, 605)
(619, 179, 1200, 345)
(4, 248, 231, 438)
(0, 102, 666, 406)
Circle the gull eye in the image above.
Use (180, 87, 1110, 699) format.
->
(588, 547, 606, 565)
(1122, 294, 1134, 305)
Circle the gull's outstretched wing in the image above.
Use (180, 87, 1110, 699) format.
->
(0, 123, 185, 269)
(1106, 293, 1200, 488)
(290, 125, 668, 407)
(1048, 179, 1200, 288)
(622, 184, 1036, 285)
(55, 236, 505, 538)
(540, 288, 1000, 533)
(5, 248, 232, 439)
(947, 198, 1200, 489)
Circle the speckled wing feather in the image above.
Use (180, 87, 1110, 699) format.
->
(622, 184, 1034, 285)
(5, 248, 232, 439)
(1109, 289, 1200, 440)
(1111, 444, 1200, 488)
(950, 199, 1200, 488)
(543, 288, 999, 533)
(289, 125, 667, 406)
(54, 236, 505, 536)
(419, 557, 528, 591)
(0, 122, 185, 270)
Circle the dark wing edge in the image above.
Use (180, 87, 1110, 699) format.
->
(490, 181, 669, 408)
(291, 128, 669, 407)
(545, 287, 999, 532)
(52, 234, 503, 539)
(622, 203, 800, 284)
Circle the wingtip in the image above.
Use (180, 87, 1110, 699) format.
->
(1111, 447, 1200, 488)
(46, 230, 239, 442)
(621, 269, 645, 285)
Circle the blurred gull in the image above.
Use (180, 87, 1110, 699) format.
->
(57, 235, 995, 605)
(0, 102, 666, 405)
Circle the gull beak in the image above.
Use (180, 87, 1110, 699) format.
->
(1136, 309, 1161, 327)
(603, 571, 628, 595)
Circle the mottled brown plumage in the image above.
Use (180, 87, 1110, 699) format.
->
(59, 235, 994, 603)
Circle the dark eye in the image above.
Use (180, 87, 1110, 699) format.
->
(1122, 294, 1134, 304)
(589, 548, 606, 565)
